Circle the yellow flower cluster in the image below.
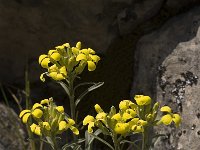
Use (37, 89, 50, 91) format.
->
(158, 106, 181, 127)
(39, 42, 100, 81)
(19, 98, 79, 136)
(83, 95, 181, 136)
(83, 100, 147, 136)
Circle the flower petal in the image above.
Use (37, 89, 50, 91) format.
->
(22, 113, 31, 123)
(83, 115, 95, 125)
(56, 106, 64, 113)
(88, 122, 95, 133)
(111, 113, 121, 121)
(134, 95, 151, 106)
(76, 53, 87, 61)
(160, 106, 172, 113)
(87, 61, 96, 71)
(40, 99, 49, 105)
(59, 121, 69, 131)
(114, 123, 129, 135)
(32, 109, 43, 118)
(19, 109, 31, 118)
(94, 104, 103, 113)
(41, 58, 50, 68)
(161, 114, 173, 125)
(173, 114, 181, 127)
(30, 123, 37, 132)
(32, 103, 43, 110)
(59, 66, 67, 76)
(70, 126, 79, 135)
(40, 73, 46, 82)
(39, 54, 47, 64)
(34, 126, 41, 136)
(76, 41, 81, 49)
(43, 122, 51, 130)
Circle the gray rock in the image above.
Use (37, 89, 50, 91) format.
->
(131, 6, 200, 150)
(0, 103, 27, 150)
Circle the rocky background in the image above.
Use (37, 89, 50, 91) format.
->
(0, 0, 200, 149)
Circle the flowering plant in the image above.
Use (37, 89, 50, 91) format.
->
(83, 95, 181, 150)
(18, 41, 181, 150)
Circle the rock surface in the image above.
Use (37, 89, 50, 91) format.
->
(0, 103, 27, 150)
(131, 6, 200, 150)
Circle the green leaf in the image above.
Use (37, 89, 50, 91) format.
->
(85, 129, 102, 150)
(74, 82, 97, 91)
(89, 133, 114, 150)
(45, 137, 55, 150)
(120, 139, 141, 150)
(59, 81, 70, 96)
(75, 82, 104, 107)
(62, 138, 85, 150)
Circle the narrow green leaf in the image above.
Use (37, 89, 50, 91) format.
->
(120, 139, 141, 150)
(62, 138, 85, 150)
(85, 129, 102, 150)
(90, 133, 114, 150)
(59, 81, 70, 96)
(75, 82, 104, 107)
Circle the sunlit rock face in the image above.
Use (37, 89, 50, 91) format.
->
(132, 7, 200, 150)
(0, 103, 27, 150)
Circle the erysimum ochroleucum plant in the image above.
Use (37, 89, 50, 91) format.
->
(37, 41, 103, 148)
(38, 41, 103, 135)
(19, 98, 79, 150)
(83, 95, 181, 150)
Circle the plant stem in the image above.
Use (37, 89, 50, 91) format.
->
(112, 134, 120, 150)
(52, 136, 58, 150)
(142, 132, 145, 150)
(142, 127, 149, 150)
(67, 76, 77, 142)
(68, 76, 76, 121)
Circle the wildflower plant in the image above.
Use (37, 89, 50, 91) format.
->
(19, 98, 79, 150)
(18, 41, 182, 150)
(83, 95, 181, 150)
(38, 42, 102, 122)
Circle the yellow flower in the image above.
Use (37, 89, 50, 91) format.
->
(83, 115, 95, 125)
(48, 50, 61, 61)
(87, 61, 96, 71)
(125, 109, 137, 118)
(134, 95, 151, 106)
(67, 118, 75, 126)
(32, 109, 43, 118)
(30, 123, 41, 136)
(83, 115, 95, 133)
(40, 73, 46, 82)
(43, 122, 51, 130)
(96, 112, 107, 121)
(88, 122, 95, 133)
(122, 112, 132, 121)
(59, 121, 69, 131)
(48, 65, 67, 81)
(19, 103, 43, 123)
(111, 113, 121, 121)
(40, 99, 49, 105)
(56, 106, 64, 113)
(39, 54, 50, 68)
(132, 125, 144, 133)
(76, 53, 87, 61)
(69, 126, 79, 135)
(160, 106, 172, 113)
(114, 123, 129, 135)
(160, 114, 173, 125)
(76, 41, 81, 49)
(119, 100, 130, 110)
(173, 114, 181, 127)
(94, 104, 103, 113)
